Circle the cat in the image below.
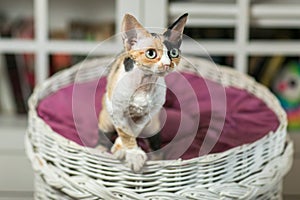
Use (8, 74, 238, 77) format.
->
(98, 13, 188, 172)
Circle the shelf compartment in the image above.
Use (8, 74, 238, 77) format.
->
(170, 1, 300, 28)
(169, 2, 237, 27)
(169, 2, 237, 18)
(248, 41, 300, 55)
(48, 0, 116, 41)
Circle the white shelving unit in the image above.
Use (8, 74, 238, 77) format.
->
(1, 0, 300, 83)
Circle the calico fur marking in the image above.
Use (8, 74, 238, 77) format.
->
(163, 13, 188, 47)
(167, 13, 188, 30)
(124, 57, 134, 72)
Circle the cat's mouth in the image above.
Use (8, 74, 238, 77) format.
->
(153, 69, 171, 76)
(156, 71, 169, 76)
(156, 65, 174, 76)
(138, 65, 172, 76)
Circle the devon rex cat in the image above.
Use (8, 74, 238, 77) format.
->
(98, 13, 188, 171)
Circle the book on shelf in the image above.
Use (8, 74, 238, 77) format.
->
(49, 30, 72, 75)
(0, 12, 13, 113)
(249, 56, 300, 87)
(251, 28, 300, 40)
(250, 56, 286, 88)
(68, 20, 115, 41)
(0, 17, 34, 114)
(68, 20, 114, 65)
(0, 55, 16, 114)
(183, 27, 234, 40)
(49, 20, 115, 75)
(259, 56, 285, 87)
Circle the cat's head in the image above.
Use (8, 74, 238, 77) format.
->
(121, 13, 188, 76)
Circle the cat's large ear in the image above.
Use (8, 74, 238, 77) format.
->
(164, 13, 188, 46)
(122, 14, 151, 51)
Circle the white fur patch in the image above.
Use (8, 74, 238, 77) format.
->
(107, 64, 166, 137)
(111, 137, 147, 172)
(160, 45, 171, 66)
(111, 137, 126, 159)
(124, 147, 147, 172)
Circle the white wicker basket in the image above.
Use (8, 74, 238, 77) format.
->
(26, 56, 294, 200)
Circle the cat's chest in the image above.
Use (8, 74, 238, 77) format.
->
(109, 67, 166, 117)
(128, 91, 152, 117)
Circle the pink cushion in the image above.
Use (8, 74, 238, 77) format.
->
(37, 72, 279, 160)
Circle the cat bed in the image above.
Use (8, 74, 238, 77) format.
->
(38, 64, 279, 160)
(26, 56, 293, 199)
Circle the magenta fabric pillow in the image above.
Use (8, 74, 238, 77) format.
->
(37, 72, 279, 160)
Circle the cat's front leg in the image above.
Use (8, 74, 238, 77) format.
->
(97, 98, 115, 151)
(112, 128, 147, 172)
(142, 112, 164, 160)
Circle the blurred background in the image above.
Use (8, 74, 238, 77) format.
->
(0, 0, 299, 199)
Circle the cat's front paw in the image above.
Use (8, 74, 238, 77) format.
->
(111, 137, 126, 159)
(111, 137, 147, 172)
(95, 144, 108, 152)
(125, 147, 147, 172)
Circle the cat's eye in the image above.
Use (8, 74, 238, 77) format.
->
(169, 48, 180, 58)
(145, 49, 157, 59)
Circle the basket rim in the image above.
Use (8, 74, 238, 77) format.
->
(28, 56, 287, 164)
(27, 56, 287, 164)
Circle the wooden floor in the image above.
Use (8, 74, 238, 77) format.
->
(283, 134, 300, 199)
(284, 195, 300, 200)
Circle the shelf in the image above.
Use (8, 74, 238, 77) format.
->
(169, 2, 237, 18)
(0, 39, 120, 55)
(252, 2, 300, 18)
(251, 1, 300, 28)
(247, 41, 300, 55)
(2, 39, 300, 56)
(1, 39, 299, 81)
(251, 18, 300, 28)
(182, 40, 300, 56)
(169, 2, 237, 27)
(0, 39, 36, 53)
(47, 40, 120, 55)
(182, 40, 236, 55)
(186, 18, 236, 28)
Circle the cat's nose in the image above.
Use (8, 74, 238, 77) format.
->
(163, 64, 170, 70)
